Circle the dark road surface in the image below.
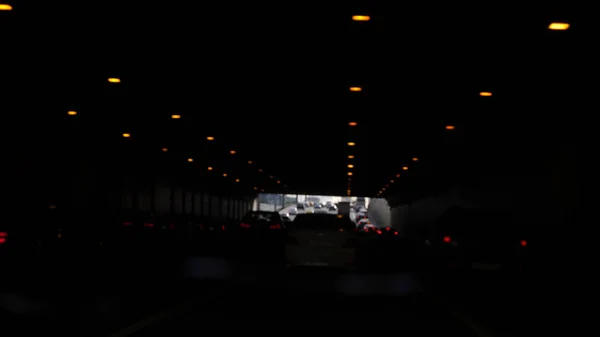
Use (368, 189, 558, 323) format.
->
(101, 266, 477, 337)
(127, 290, 475, 337)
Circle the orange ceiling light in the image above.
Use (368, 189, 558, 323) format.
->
(108, 78, 121, 83)
(445, 125, 455, 130)
(348, 121, 357, 126)
(479, 92, 492, 97)
(349, 87, 362, 92)
(0, 4, 13, 10)
(352, 15, 370, 21)
(206, 136, 214, 140)
(548, 22, 569, 30)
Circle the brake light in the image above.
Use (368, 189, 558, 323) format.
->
(520, 240, 527, 247)
(269, 224, 281, 229)
(143, 223, 154, 228)
(386, 227, 391, 231)
(240, 223, 250, 228)
(222, 225, 225, 230)
(376, 230, 382, 234)
(443, 236, 451, 243)
(394, 231, 398, 235)
(0, 232, 7, 244)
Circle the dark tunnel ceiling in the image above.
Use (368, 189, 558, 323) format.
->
(1, 1, 583, 198)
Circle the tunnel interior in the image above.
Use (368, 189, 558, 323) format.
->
(0, 1, 582, 336)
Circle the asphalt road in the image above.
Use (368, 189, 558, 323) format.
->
(123, 271, 477, 337)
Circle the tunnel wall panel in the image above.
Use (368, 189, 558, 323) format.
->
(184, 191, 193, 214)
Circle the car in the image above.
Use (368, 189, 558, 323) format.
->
(429, 207, 529, 272)
(313, 204, 327, 213)
(327, 205, 338, 214)
(238, 211, 286, 240)
(286, 213, 357, 269)
(296, 203, 306, 214)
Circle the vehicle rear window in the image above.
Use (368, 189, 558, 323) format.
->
(242, 212, 280, 223)
(293, 214, 355, 231)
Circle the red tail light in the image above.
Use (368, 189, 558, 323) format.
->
(221, 225, 225, 230)
(443, 236, 451, 243)
(240, 223, 250, 228)
(269, 224, 282, 229)
(123, 222, 133, 226)
(0, 231, 7, 244)
(394, 231, 398, 235)
(143, 223, 154, 228)
(376, 230, 382, 234)
(520, 240, 527, 247)
(386, 227, 391, 231)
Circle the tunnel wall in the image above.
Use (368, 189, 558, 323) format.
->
(388, 143, 579, 238)
(10, 154, 253, 223)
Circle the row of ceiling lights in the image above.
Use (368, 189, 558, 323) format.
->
(67, 78, 282, 194)
(351, 14, 570, 198)
(346, 121, 357, 196)
(2, 3, 285, 195)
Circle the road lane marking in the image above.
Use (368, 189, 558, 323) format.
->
(424, 291, 496, 337)
(108, 302, 193, 337)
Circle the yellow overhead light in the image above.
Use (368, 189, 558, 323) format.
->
(207, 166, 213, 171)
(235, 178, 240, 182)
(348, 155, 354, 159)
(349, 87, 362, 92)
(187, 158, 193, 162)
(206, 136, 214, 140)
(348, 142, 355, 146)
(162, 148, 168, 152)
(402, 166, 408, 170)
(171, 114, 181, 119)
(122, 133, 130, 138)
(67, 110, 77, 116)
(247, 160, 252, 164)
(390, 180, 394, 183)
(108, 78, 121, 83)
(253, 187, 258, 190)
(229, 150, 236, 154)
(445, 125, 455, 130)
(347, 164, 354, 168)
(0, 4, 13, 10)
(223, 173, 227, 177)
(276, 180, 281, 184)
(479, 92, 492, 97)
(352, 15, 370, 21)
(396, 174, 400, 178)
(348, 121, 357, 126)
(412, 157, 418, 161)
(347, 172, 353, 176)
(548, 22, 569, 30)
(258, 169, 263, 172)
